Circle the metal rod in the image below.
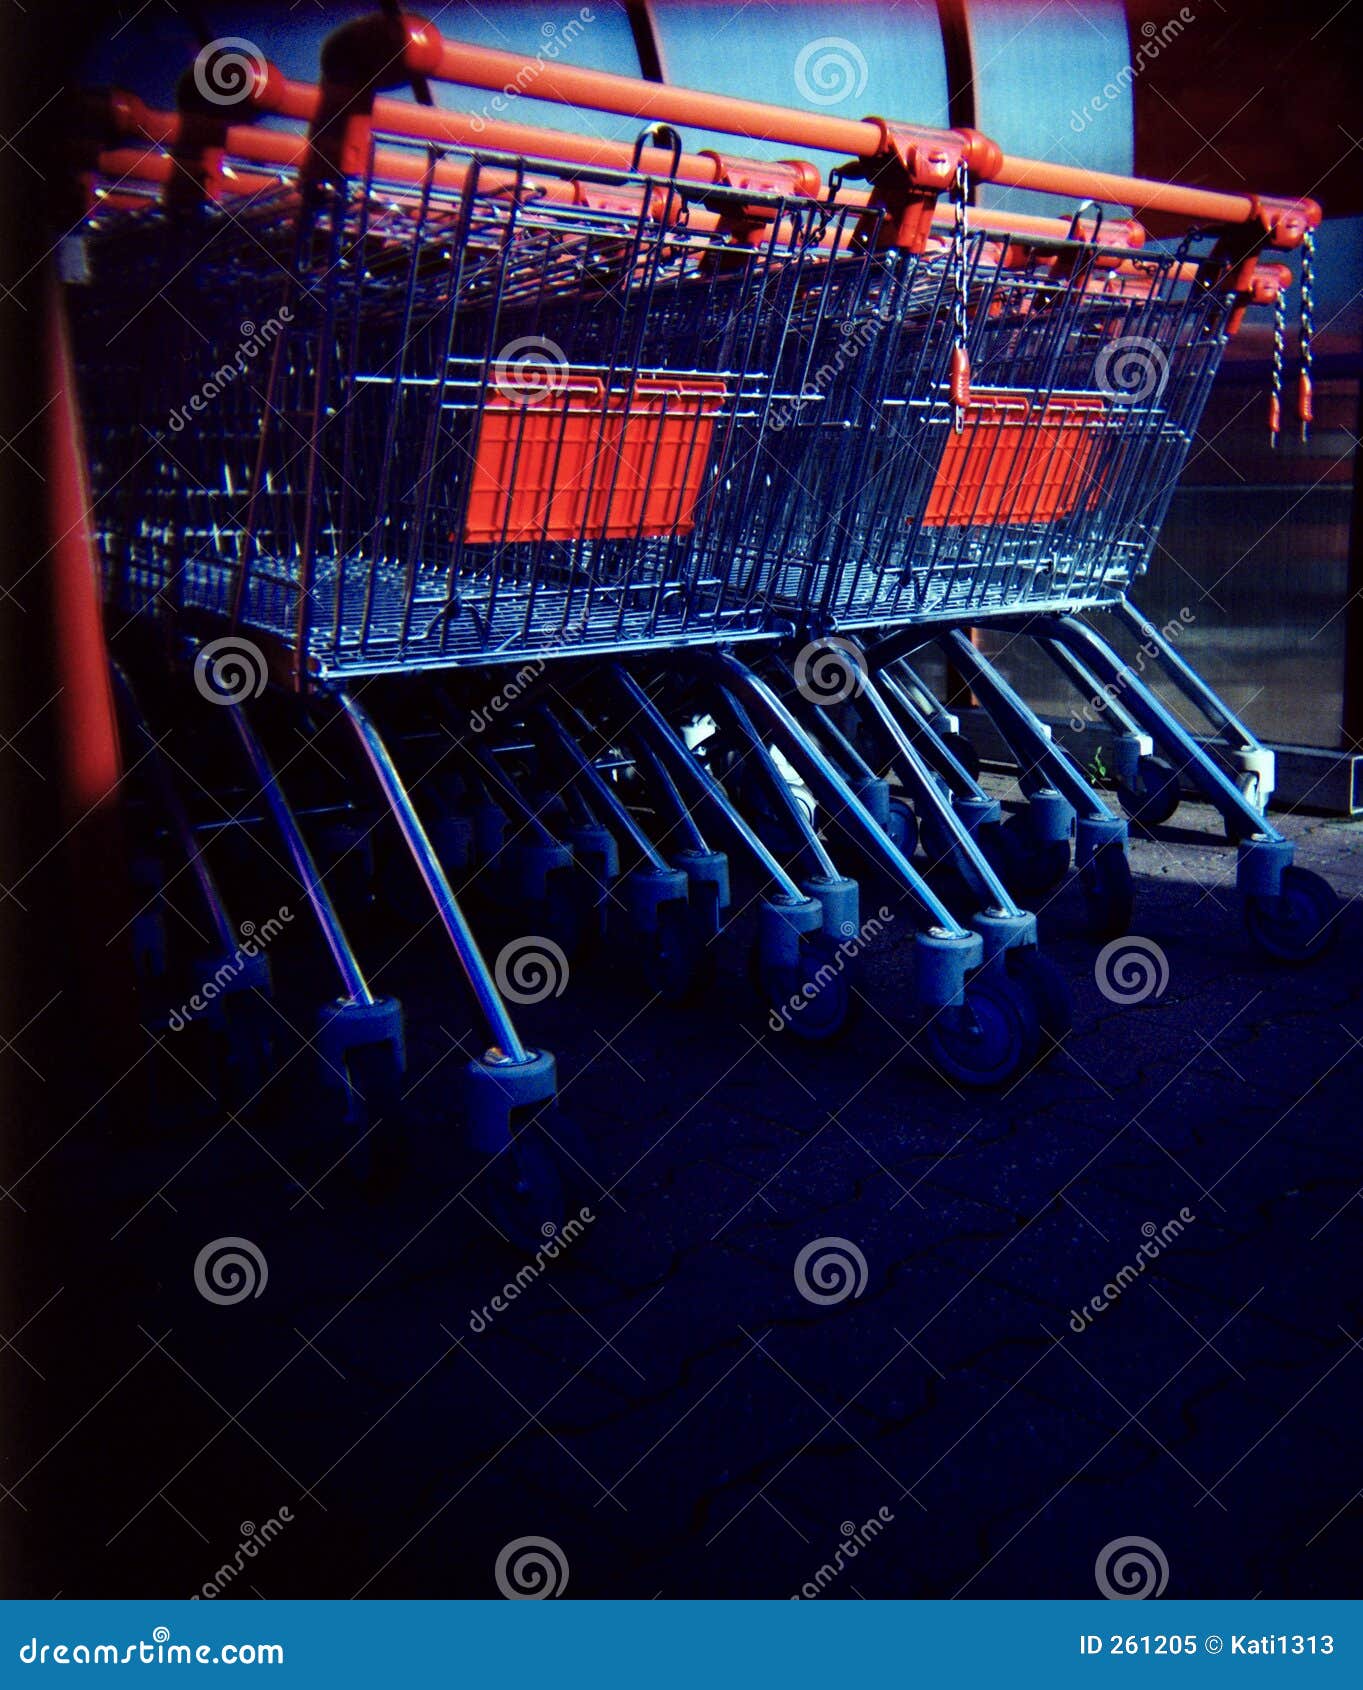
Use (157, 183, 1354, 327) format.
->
(1043, 616, 1288, 840)
(713, 652, 969, 935)
(532, 704, 668, 870)
(228, 705, 374, 1007)
(940, 629, 1115, 820)
(853, 669, 1021, 914)
(335, 691, 529, 1060)
(1113, 599, 1266, 752)
(611, 667, 806, 902)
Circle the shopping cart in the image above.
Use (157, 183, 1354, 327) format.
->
(403, 21, 1336, 960)
(71, 10, 1337, 1193)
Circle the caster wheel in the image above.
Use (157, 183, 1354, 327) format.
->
(886, 797, 919, 857)
(640, 900, 700, 1003)
(983, 814, 1071, 900)
(219, 993, 277, 1107)
(1006, 948, 1073, 1051)
(543, 869, 600, 961)
(1117, 756, 1181, 829)
(474, 1131, 565, 1253)
(1223, 772, 1267, 843)
(1244, 867, 1340, 964)
(761, 932, 855, 1041)
(923, 971, 1039, 1089)
(340, 1043, 406, 1192)
(939, 731, 981, 781)
(1079, 841, 1134, 941)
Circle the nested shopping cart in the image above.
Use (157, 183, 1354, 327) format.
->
(407, 20, 1338, 960)
(70, 13, 1042, 1242)
(71, 11, 1339, 1223)
(78, 10, 1136, 1123)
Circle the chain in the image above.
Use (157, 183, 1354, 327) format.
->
(1268, 285, 1286, 449)
(1298, 225, 1315, 443)
(949, 158, 971, 433)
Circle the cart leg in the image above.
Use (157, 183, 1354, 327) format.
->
(333, 691, 567, 1236)
(1040, 616, 1341, 962)
(839, 663, 1072, 1049)
(1031, 633, 1184, 830)
(711, 653, 978, 973)
(609, 665, 854, 1036)
(926, 631, 1134, 938)
(229, 703, 406, 1173)
(1113, 598, 1276, 817)
(113, 664, 277, 1093)
(529, 702, 697, 1001)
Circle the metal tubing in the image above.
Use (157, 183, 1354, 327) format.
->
(714, 686, 842, 883)
(939, 629, 1116, 821)
(229, 705, 374, 1007)
(1113, 599, 1267, 753)
(713, 653, 971, 937)
(1042, 617, 1288, 841)
(415, 28, 1317, 234)
(1036, 637, 1148, 745)
(880, 665, 990, 797)
(851, 670, 1022, 915)
(112, 666, 239, 957)
(532, 704, 668, 871)
(610, 667, 806, 903)
(335, 691, 530, 1061)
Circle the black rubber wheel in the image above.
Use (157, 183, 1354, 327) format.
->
(641, 900, 700, 1003)
(983, 813, 1071, 900)
(1078, 842, 1135, 941)
(886, 797, 919, 857)
(761, 932, 856, 1042)
(939, 731, 982, 781)
(1244, 866, 1340, 964)
(474, 1131, 566, 1253)
(1117, 755, 1182, 830)
(1006, 948, 1074, 1051)
(341, 1042, 407, 1192)
(219, 992, 278, 1109)
(544, 868, 599, 961)
(923, 971, 1040, 1088)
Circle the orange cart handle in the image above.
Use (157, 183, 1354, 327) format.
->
(96, 91, 1151, 255)
(380, 12, 1318, 243)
